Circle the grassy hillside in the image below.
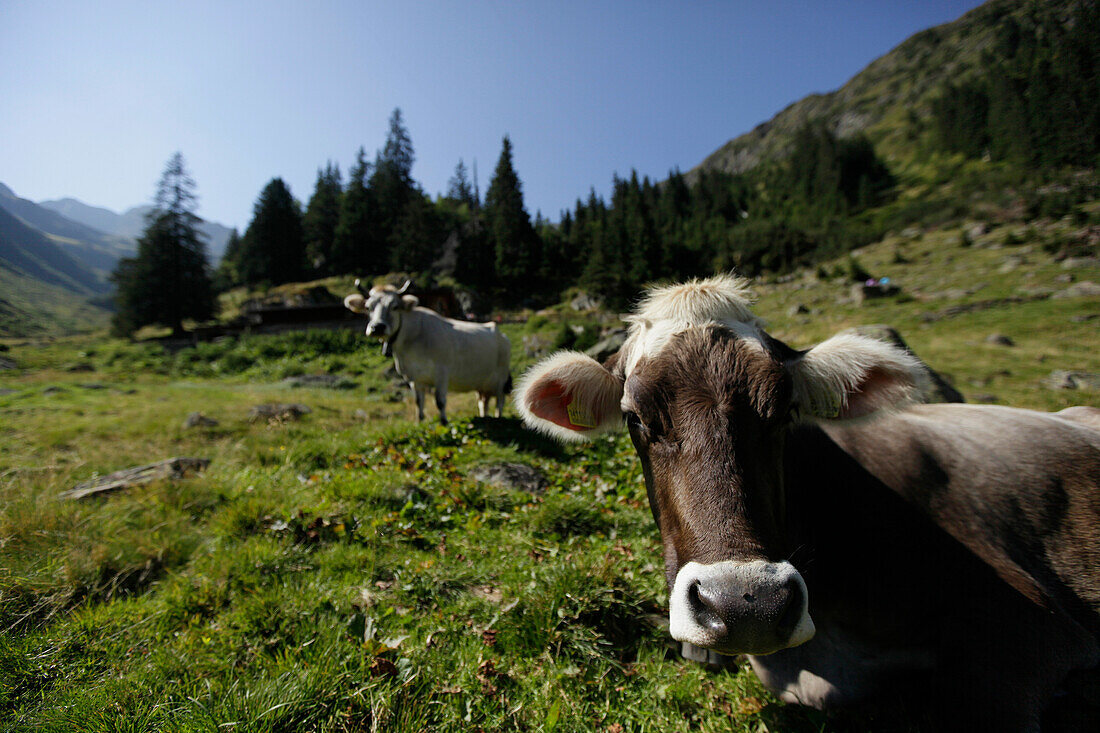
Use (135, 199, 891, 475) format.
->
(0, 207, 107, 298)
(691, 0, 1034, 179)
(1, 222, 1096, 731)
(0, 265, 110, 337)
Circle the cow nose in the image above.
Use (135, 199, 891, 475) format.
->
(669, 560, 814, 655)
(688, 573, 801, 637)
(367, 322, 388, 336)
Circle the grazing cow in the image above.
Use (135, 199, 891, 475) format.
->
(516, 274, 1100, 731)
(345, 280, 511, 424)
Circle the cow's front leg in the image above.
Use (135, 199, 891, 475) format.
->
(477, 392, 488, 418)
(495, 388, 506, 418)
(413, 384, 427, 421)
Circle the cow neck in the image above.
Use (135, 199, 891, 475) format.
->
(382, 311, 405, 357)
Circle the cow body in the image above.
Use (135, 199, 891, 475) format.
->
(516, 275, 1100, 730)
(345, 282, 511, 424)
(759, 404, 1100, 722)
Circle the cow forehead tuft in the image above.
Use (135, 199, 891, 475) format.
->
(634, 274, 759, 325)
(619, 275, 765, 378)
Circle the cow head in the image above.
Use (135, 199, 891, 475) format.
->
(344, 279, 418, 339)
(517, 275, 926, 656)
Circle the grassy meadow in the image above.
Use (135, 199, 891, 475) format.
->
(1, 223, 1098, 732)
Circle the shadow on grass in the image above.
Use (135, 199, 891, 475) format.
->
(468, 416, 568, 459)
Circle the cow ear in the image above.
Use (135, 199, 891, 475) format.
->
(344, 294, 367, 314)
(516, 351, 624, 441)
(400, 295, 419, 310)
(789, 333, 928, 420)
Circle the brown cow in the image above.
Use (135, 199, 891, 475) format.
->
(516, 274, 1100, 731)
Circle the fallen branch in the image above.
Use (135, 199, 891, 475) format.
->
(60, 457, 210, 500)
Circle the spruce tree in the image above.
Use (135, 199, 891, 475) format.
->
(110, 152, 216, 337)
(446, 159, 478, 210)
(303, 162, 343, 276)
(238, 178, 305, 286)
(392, 192, 444, 274)
(484, 135, 537, 304)
(371, 108, 419, 270)
(332, 148, 376, 277)
(212, 228, 242, 291)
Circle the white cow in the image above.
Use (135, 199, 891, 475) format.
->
(344, 280, 511, 424)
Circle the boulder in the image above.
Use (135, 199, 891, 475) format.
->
(522, 333, 552, 358)
(1061, 257, 1099, 270)
(248, 403, 312, 423)
(1043, 371, 1100, 391)
(467, 462, 548, 494)
(851, 281, 900, 304)
(570, 292, 603, 311)
(967, 223, 989, 239)
(585, 329, 628, 364)
(282, 374, 357, 389)
(842, 325, 965, 404)
(183, 412, 219, 429)
(1052, 281, 1100, 299)
(985, 334, 1015, 347)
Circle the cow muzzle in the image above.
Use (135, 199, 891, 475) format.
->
(668, 559, 814, 656)
(367, 321, 388, 337)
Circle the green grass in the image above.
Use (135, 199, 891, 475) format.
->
(1, 226, 1097, 731)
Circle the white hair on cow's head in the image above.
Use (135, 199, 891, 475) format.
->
(619, 274, 766, 378)
(633, 273, 759, 327)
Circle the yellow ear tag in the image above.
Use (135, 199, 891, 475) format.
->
(567, 401, 597, 429)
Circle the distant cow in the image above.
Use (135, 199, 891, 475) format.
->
(517, 274, 1100, 730)
(345, 280, 511, 424)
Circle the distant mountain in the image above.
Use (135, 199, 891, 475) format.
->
(0, 204, 108, 295)
(689, 0, 1035, 179)
(0, 181, 236, 335)
(0, 184, 134, 277)
(38, 199, 235, 261)
(38, 197, 131, 238)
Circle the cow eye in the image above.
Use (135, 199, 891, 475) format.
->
(624, 411, 646, 434)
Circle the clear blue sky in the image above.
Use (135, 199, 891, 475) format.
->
(1, 0, 988, 232)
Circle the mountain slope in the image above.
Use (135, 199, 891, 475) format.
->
(37, 197, 128, 237)
(0, 205, 107, 295)
(39, 199, 235, 261)
(0, 184, 133, 282)
(0, 185, 133, 262)
(690, 0, 1034, 178)
(0, 262, 110, 336)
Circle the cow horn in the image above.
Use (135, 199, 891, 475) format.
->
(397, 280, 412, 295)
(355, 278, 369, 296)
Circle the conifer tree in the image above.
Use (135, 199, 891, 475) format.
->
(111, 152, 215, 336)
(303, 162, 343, 276)
(446, 159, 478, 210)
(238, 178, 305, 286)
(392, 192, 444, 274)
(212, 228, 242, 291)
(332, 148, 376, 276)
(371, 108, 419, 270)
(483, 135, 538, 304)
